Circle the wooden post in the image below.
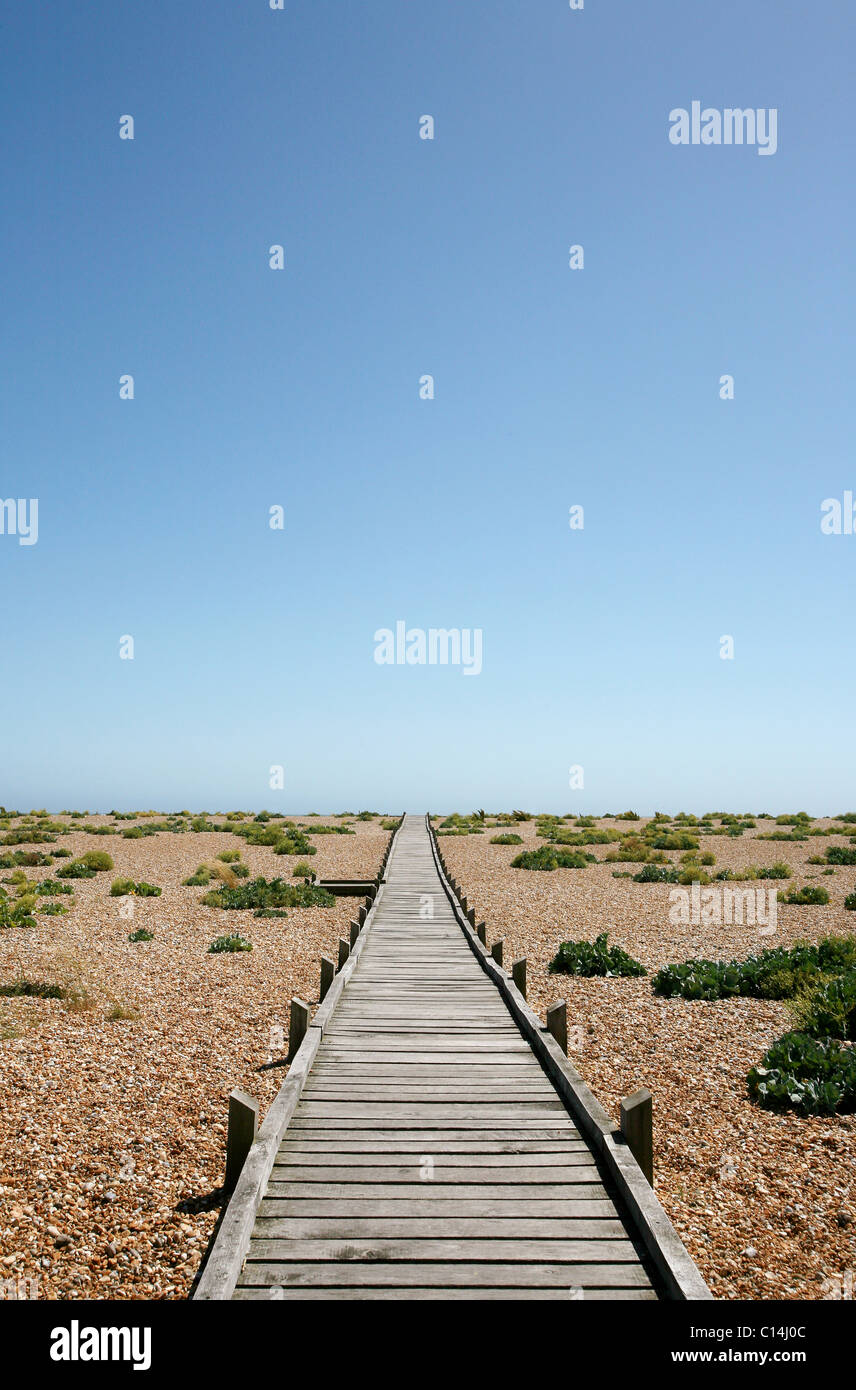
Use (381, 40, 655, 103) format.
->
(476, 922, 486, 945)
(466, 906, 476, 928)
(349, 919, 360, 948)
(319, 957, 335, 1002)
(224, 1088, 258, 1194)
(511, 957, 527, 998)
(287, 998, 310, 1061)
(621, 1088, 653, 1185)
(546, 1000, 568, 1055)
(490, 939, 504, 967)
(338, 937, 350, 969)
(358, 904, 367, 926)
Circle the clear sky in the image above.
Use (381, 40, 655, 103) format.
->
(1, 1, 853, 814)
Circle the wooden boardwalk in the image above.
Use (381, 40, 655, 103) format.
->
(209, 814, 706, 1300)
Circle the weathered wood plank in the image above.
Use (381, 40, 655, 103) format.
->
(235, 1262, 654, 1289)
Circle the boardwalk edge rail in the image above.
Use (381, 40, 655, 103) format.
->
(193, 817, 406, 1300)
(426, 814, 713, 1302)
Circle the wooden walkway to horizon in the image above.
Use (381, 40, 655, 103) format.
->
(228, 815, 672, 1300)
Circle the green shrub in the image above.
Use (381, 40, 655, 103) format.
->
(828, 847, 856, 866)
(35, 879, 74, 896)
(292, 862, 315, 879)
(491, 833, 523, 845)
(128, 928, 154, 943)
(649, 832, 699, 851)
(763, 861, 792, 880)
(110, 878, 137, 897)
(549, 828, 620, 846)
(633, 863, 680, 883)
(784, 886, 830, 906)
(0, 978, 64, 999)
(549, 932, 646, 978)
(747, 1033, 856, 1115)
(0, 851, 52, 868)
(511, 847, 594, 871)
(79, 851, 114, 872)
(183, 866, 211, 886)
(605, 836, 651, 863)
(39, 902, 68, 916)
(200, 877, 336, 911)
(653, 937, 856, 1002)
(135, 882, 161, 897)
(56, 861, 96, 880)
(844, 893, 856, 911)
(208, 935, 252, 953)
(217, 850, 242, 863)
(2, 829, 57, 845)
(273, 833, 317, 856)
(789, 971, 856, 1041)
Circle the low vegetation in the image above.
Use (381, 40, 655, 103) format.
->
(200, 877, 336, 911)
(549, 932, 646, 977)
(208, 934, 253, 953)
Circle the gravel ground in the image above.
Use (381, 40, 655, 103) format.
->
(0, 815, 390, 1300)
(436, 816, 856, 1301)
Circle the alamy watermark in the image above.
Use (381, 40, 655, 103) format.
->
(821, 492, 855, 534)
(669, 103, 778, 156)
(669, 883, 777, 934)
(374, 622, 483, 676)
(1, 498, 38, 545)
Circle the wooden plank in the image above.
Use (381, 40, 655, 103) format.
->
(264, 1181, 606, 1198)
(270, 1164, 602, 1183)
(233, 1286, 658, 1301)
(258, 1198, 617, 1217)
(253, 1217, 628, 1239)
(235, 1262, 654, 1289)
(274, 1150, 592, 1165)
(245, 1237, 639, 1263)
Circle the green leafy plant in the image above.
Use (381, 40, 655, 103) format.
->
(511, 846, 594, 871)
(748, 1032, 856, 1115)
(549, 932, 646, 977)
(56, 860, 96, 879)
(828, 847, 856, 866)
(208, 934, 253, 953)
(633, 863, 680, 883)
(490, 833, 523, 845)
(783, 886, 830, 906)
(128, 927, 154, 943)
(653, 937, 856, 1002)
(200, 877, 335, 910)
(35, 880, 74, 896)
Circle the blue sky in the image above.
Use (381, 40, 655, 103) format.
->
(1, 1, 853, 813)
